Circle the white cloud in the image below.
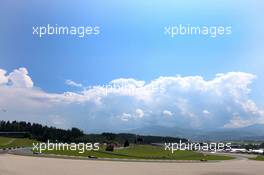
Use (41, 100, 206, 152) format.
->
(120, 113, 132, 122)
(0, 69, 8, 85)
(224, 114, 254, 128)
(48, 115, 67, 129)
(119, 109, 144, 122)
(110, 78, 145, 88)
(8, 68, 33, 88)
(1, 67, 264, 131)
(135, 108, 144, 118)
(65, 80, 83, 88)
(163, 110, 173, 117)
(203, 110, 210, 115)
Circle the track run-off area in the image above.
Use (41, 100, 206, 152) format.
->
(0, 153, 263, 175)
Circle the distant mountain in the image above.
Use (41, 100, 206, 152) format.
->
(241, 124, 264, 133)
(198, 124, 264, 141)
(129, 125, 188, 137)
(129, 124, 264, 141)
(129, 125, 207, 141)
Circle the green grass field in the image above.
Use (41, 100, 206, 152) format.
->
(43, 144, 234, 160)
(0, 136, 36, 149)
(251, 155, 264, 161)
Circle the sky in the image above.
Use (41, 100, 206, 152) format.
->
(0, 0, 264, 132)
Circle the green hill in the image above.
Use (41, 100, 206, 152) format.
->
(0, 136, 36, 149)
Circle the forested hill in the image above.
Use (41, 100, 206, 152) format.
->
(0, 120, 83, 142)
(0, 120, 187, 144)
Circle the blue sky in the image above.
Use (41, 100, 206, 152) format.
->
(0, 0, 264, 131)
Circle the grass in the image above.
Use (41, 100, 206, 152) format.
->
(0, 137, 235, 161)
(251, 155, 264, 161)
(0, 136, 37, 149)
(43, 144, 234, 160)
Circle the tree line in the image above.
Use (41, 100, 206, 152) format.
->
(0, 120, 83, 142)
(0, 120, 187, 144)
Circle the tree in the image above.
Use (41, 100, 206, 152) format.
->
(70, 127, 84, 140)
(137, 137, 143, 144)
(105, 143, 114, 152)
(124, 140, 129, 147)
(102, 133, 116, 141)
(0, 120, 84, 142)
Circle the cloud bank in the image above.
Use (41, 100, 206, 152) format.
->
(0, 67, 264, 131)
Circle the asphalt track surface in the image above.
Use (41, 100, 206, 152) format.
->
(0, 154, 263, 175)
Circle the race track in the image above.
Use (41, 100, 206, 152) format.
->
(0, 154, 263, 175)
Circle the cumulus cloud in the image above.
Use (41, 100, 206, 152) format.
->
(0, 67, 264, 131)
(0, 69, 8, 85)
(8, 68, 34, 88)
(0, 67, 33, 88)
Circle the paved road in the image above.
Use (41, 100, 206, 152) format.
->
(0, 154, 263, 175)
